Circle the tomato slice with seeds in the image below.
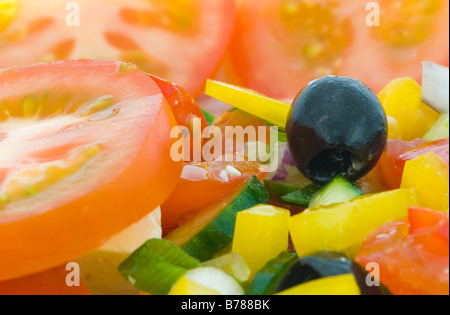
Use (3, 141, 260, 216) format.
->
(0, 0, 236, 96)
(0, 60, 182, 281)
(229, 0, 449, 100)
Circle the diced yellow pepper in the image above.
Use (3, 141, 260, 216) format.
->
(289, 188, 418, 258)
(205, 80, 291, 128)
(232, 205, 290, 279)
(401, 151, 449, 212)
(378, 77, 439, 141)
(0, 0, 18, 32)
(169, 275, 220, 295)
(276, 274, 361, 295)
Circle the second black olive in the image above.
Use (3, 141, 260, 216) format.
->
(286, 76, 388, 185)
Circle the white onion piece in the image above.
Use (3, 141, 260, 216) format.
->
(185, 267, 244, 295)
(422, 62, 449, 114)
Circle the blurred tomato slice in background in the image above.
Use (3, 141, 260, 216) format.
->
(0, 0, 236, 96)
(226, 0, 449, 100)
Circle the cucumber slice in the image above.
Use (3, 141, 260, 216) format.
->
(308, 175, 363, 208)
(118, 239, 200, 295)
(165, 176, 270, 262)
(424, 113, 449, 142)
(246, 251, 298, 295)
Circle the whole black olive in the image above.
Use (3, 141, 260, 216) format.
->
(286, 76, 388, 185)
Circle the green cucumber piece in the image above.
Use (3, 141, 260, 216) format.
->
(200, 108, 215, 126)
(166, 176, 270, 262)
(309, 175, 363, 208)
(118, 239, 201, 295)
(308, 175, 363, 208)
(246, 251, 298, 295)
(424, 113, 449, 142)
(280, 184, 321, 207)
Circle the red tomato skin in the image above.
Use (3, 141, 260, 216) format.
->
(150, 74, 208, 130)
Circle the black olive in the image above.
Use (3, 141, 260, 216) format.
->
(275, 251, 353, 292)
(286, 76, 388, 185)
(275, 251, 391, 295)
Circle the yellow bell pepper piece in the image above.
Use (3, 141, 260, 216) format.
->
(232, 205, 290, 279)
(401, 151, 449, 212)
(289, 188, 418, 258)
(378, 77, 439, 141)
(276, 274, 361, 295)
(169, 275, 220, 295)
(205, 80, 291, 128)
(0, 0, 18, 32)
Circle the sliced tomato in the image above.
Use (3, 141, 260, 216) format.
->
(229, 0, 449, 100)
(0, 0, 236, 96)
(0, 264, 90, 295)
(161, 159, 268, 234)
(0, 60, 182, 281)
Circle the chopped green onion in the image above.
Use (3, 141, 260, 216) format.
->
(118, 239, 201, 295)
(280, 184, 321, 207)
(201, 108, 215, 126)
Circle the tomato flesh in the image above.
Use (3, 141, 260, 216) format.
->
(356, 214, 449, 295)
(0, 60, 182, 280)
